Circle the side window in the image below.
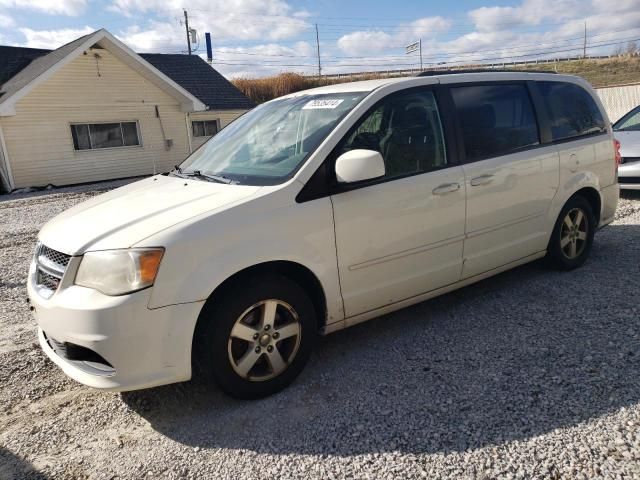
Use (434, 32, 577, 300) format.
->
(338, 90, 447, 179)
(538, 81, 606, 141)
(614, 106, 640, 132)
(451, 84, 539, 161)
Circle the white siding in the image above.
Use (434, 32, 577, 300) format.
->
(1, 48, 247, 188)
(187, 110, 247, 151)
(596, 83, 640, 123)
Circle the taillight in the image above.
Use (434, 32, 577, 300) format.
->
(614, 139, 622, 166)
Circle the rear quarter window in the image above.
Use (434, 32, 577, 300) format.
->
(538, 81, 606, 141)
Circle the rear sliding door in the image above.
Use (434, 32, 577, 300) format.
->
(445, 81, 560, 278)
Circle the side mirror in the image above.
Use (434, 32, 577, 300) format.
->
(335, 149, 386, 184)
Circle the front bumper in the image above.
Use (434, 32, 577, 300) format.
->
(28, 263, 204, 392)
(618, 160, 640, 190)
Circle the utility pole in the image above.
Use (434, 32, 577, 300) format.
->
(315, 23, 322, 79)
(184, 9, 192, 55)
(583, 20, 587, 58)
(419, 38, 423, 71)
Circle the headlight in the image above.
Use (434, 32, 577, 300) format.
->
(75, 248, 164, 296)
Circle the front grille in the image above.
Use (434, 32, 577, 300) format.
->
(37, 269, 61, 291)
(38, 244, 71, 269)
(33, 243, 71, 297)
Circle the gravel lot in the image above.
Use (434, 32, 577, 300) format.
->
(1, 183, 639, 480)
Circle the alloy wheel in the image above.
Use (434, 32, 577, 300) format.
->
(227, 299, 301, 382)
(560, 207, 588, 260)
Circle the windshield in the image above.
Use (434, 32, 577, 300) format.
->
(613, 105, 640, 132)
(179, 92, 366, 185)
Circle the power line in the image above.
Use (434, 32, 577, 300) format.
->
(209, 36, 640, 69)
(210, 28, 640, 64)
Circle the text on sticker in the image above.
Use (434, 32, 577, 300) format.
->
(303, 99, 345, 109)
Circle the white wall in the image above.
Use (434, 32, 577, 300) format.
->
(596, 83, 640, 123)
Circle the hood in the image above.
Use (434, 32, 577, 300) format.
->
(615, 130, 640, 158)
(38, 175, 261, 255)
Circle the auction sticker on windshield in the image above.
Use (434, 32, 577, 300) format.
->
(303, 99, 345, 109)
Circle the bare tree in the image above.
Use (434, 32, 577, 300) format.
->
(625, 41, 639, 55)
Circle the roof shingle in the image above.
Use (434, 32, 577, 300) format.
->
(140, 53, 255, 110)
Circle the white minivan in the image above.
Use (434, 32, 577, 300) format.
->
(28, 72, 619, 398)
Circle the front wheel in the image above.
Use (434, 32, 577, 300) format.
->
(194, 273, 317, 399)
(546, 195, 596, 270)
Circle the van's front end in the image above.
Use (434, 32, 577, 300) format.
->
(28, 243, 205, 391)
(27, 176, 263, 391)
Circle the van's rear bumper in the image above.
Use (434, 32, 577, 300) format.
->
(28, 272, 204, 392)
(599, 183, 619, 228)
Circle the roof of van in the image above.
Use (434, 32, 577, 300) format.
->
(282, 71, 583, 97)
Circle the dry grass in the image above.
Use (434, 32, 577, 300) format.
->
(232, 72, 395, 103)
(509, 56, 640, 88)
(232, 56, 640, 103)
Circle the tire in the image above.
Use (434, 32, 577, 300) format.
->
(194, 273, 317, 399)
(546, 195, 596, 271)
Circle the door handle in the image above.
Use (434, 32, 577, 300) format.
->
(432, 182, 460, 195)
(470, 174, 495, 186)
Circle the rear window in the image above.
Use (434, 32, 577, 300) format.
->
(451, 84, 539, 161)
(538, 81, 606, 141)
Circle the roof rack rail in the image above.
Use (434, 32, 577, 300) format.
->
(416, 68, 558, 77)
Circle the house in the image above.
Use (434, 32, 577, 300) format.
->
(0, 29, 255, 192)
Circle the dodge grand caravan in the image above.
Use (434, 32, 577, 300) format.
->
(28, 72, 619, 399)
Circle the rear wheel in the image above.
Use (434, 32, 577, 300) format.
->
(547, 195, 596, 270)
(194, 273, 317, 399)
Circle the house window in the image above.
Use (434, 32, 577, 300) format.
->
(71, 122, 140, 150)
(192, 120, 219, 137)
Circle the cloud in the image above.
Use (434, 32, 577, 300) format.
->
(337, 31, 393, 56)
(468, 0, 581, 31)
(0, 0, 87, 16)
(204, 42, 315, 78)
(19, 26, 95, 49)
(116, 22, 181, 52)
(0, 13, 14, 28)
(395, 17, 451, 43)
(109, 0, 310, 41)
(112, 0, 311, 53)
(336, 16, 450, 55)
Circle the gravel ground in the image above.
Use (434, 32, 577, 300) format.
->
(1, 183, 639, 480)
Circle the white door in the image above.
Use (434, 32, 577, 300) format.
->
(330, 88, 466, 317)
(448, 83, 559, 278)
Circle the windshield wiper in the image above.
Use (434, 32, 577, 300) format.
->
(170, 165, 236, 184)
(188, 170, 235, 184)
(170, 165, 187, 178)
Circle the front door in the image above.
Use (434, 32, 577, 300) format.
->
(330, 88, 466, 317)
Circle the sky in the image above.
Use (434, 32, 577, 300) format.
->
(0, 0, 639, 78)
